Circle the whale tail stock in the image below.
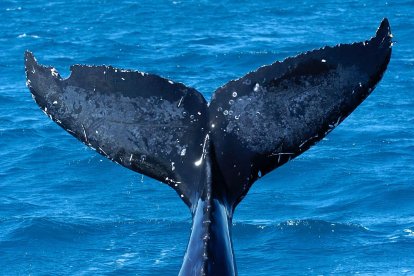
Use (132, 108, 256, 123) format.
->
(25, 19, 392, 274)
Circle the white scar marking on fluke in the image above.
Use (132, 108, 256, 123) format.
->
(81, 124, 88, 142)
(194, 134, 209, 166)
(299, 134, 319, 148)
(98, 147, 107, 156)
(267, 152, 295, 163)
(329, 116, 342, 128)
(269, 152, 294, 156)
(165, 177, 181, 186)
(129, 154, 133, 162)
(177, 96, 184, 107)
(51, 68, 59, 77)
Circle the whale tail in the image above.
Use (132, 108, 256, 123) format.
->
(25, 19, 392, 211)
(209, 18, 392, 208)
(24, 50, 210, 209)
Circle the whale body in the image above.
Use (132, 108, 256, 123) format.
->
(25, 19, 392, 275)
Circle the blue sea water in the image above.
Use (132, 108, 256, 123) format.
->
(0, 0, 413, 275)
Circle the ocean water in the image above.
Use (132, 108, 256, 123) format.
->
(0, 0, 413, 275)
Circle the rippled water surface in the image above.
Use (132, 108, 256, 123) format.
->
(0, 0, 413, 275)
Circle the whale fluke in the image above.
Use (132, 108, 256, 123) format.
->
(25, 19, 392, 275)
(209, 18, 392, 207)
(24, 51, 209, 208)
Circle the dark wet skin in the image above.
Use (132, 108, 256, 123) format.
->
(25, 19, 392, 276)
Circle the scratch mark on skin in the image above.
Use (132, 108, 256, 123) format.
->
(98, 146, 108, 156)
(177, 96, 184, 108)
(299, 134, 319, 148)
(268, 152, 294, 157)
(267, 152, 295, 164)
(194, 134, 209, 166)
(81, 124, 88, 143)
(329, 116, 342, 128)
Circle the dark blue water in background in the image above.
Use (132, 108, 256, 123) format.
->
(0, 0, 413, 275)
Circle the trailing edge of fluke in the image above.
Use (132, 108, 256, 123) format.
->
(25, 19, 392, 276)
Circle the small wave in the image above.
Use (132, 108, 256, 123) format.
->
(233, 219, 370, 235)
(387, 227, 414, 242)
(403, 228, 414, 237)
(6, 217, 100, 242)
(17, 33, 40, 39)
(278, 219, 370, 234)
(115, 252, 138, 267)
(5, 7, 22, 11)
(4, 216, 189, 242)
(153, 247, 176, 265)
(0, 197, 45, 213)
